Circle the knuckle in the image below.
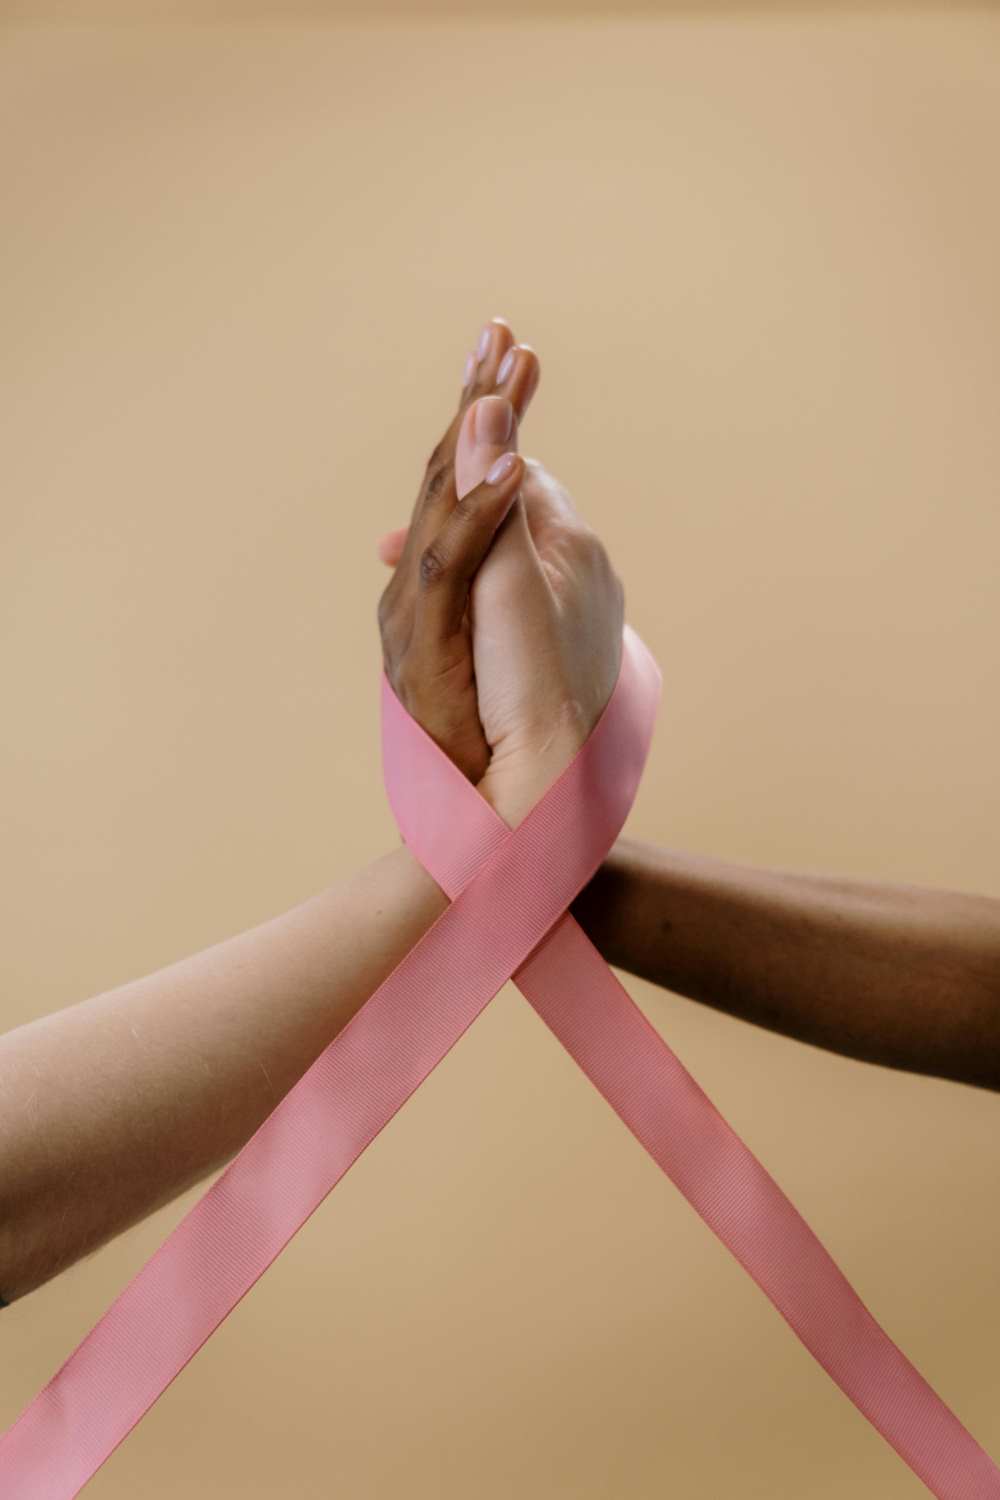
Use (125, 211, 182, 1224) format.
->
(523, 455, 552, 489)
(395, 660, 417, 701)
(450, 494, 477, 527)
(424, 463, 449, 503)
(378, 621, 403, 668)
(567, 522, 597, 556)
(376, 585, 395, 632)
(419, 542, 449, 587)
(579, 526, 608, 564)
(377, 583, 411, 655)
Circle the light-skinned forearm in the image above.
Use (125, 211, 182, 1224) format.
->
(0, 726, 594, 1305)
(574, 839, 1000, 1092)
(0, 848, 447, 1302)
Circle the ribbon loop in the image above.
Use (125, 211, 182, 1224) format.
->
(2, 627, 997, 1499)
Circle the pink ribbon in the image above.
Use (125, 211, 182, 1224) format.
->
(2, 627, 997, 1498)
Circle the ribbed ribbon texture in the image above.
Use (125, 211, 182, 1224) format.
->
(1, 627, 996, 1498)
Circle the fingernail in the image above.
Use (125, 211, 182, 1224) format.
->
(495, 347, 516, 386)
(462, 351, 477, 387)
(473, 396, 514, 446)
(486, 451, 518, 484)
(477, 323, 493, 360)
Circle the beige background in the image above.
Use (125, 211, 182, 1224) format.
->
(2, 6, 998, 1496)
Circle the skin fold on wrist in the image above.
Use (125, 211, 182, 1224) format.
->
(476, 732, 590, 827)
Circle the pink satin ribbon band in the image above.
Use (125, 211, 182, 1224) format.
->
(1, 627, 997, 1498)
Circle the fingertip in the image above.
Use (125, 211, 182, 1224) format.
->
(495, 344, 540, 419)
(492, 451, 524, 488)
(521, 345, 541, 398)
(376, 527, 408, 566)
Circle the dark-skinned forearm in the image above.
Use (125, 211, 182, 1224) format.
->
(573, 839, 1000, 1092)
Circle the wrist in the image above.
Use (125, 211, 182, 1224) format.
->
(476, 720, 587, 827)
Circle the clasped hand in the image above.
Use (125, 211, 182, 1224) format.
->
(376, 317, 625, 828)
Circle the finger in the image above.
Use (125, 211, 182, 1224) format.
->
(426, 321, 544, 519)
(415, 452, 525, 642)
(376, 526, 409, 566)
(455, 395, 548, 590)
(460, 316, 515, 409)
(492, 342, 541, 415)
(461, 334, 541, 444)
(427, 317, 515, 496)
(397, 318, 516, 575)
(387, 328, 542, 578)
(454, 394, 518, 501)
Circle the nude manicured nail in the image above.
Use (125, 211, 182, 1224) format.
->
(477, 324, 493, 360)
(486, 451, 518, 484)
(495, 348, 516, 385)
(463, 351, 477, 387)
(473, 396, 514, 446)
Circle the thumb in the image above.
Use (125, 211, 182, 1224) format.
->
(457, 396, 542, 586)
(414, 452, 525, 644)
(454, 395, 518, 499)
(376, 526, 409, 566)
